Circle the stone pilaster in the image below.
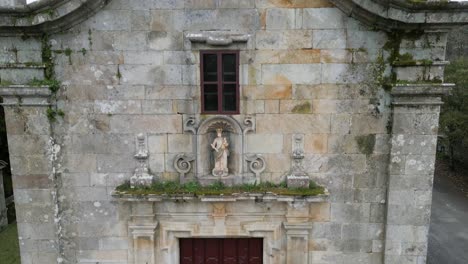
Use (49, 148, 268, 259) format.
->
(0, 85, 60, 263)
(128, 202, 158, 264)
(384, 84, 452, 264)
(283, 222, 313, 264)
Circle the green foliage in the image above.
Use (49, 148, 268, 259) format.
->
(28, 78, 60, 93)
(440, 57, 468, 168)
(0, 224, 20, 264)
(115, 180, 325, 197)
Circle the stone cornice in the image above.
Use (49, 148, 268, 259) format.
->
(391, 83, 454, 106)
(329, 0, 468, 31)
(111, 192, 329, 203)
(0, 0, 109, 36)
(0, 85, 53, 106)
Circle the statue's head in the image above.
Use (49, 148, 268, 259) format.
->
(216, 128, 223, 136)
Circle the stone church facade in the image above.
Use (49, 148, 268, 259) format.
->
(0, 0, 467, 263)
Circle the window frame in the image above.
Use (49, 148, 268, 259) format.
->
(200, 50, 240, 115)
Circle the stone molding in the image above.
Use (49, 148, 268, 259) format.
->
(0, 85, 52, 106)
(112, 192, 329, 203)
(329, 0, 468, 30)
(391, 83, 454, 106)
(0, 0, 109, 36)
(185, 30, 250, 46)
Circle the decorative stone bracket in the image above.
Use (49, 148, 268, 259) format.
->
(245, 154, 266, 183)
(174, 153, 195, 183)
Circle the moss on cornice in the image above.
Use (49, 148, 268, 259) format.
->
(115, 180, 325, 197)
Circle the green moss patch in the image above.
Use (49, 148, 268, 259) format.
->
(115, 180, 325, 197)
(0, 224, 20, 264)
(356, 134, 376, 155)
(291, 102, 311, 114)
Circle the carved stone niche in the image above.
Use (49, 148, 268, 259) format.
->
(197, 116, 243, 186)
(178, 115, 264, 186)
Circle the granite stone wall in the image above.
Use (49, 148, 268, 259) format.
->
(0, 0, 455, 263)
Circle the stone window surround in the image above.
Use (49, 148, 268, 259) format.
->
(200, 50, 240, 115)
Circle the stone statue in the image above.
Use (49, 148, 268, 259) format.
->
(211, 128, 229, 177)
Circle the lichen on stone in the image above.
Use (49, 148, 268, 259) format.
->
(356, 134, 376, 155)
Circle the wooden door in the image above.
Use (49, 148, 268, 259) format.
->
(180, 238, 263, 264)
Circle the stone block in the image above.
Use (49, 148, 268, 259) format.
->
(97, 154, 135, 173)
(86, 10, 132, 31)
(99, 237, 129, 250)
(148, 31, 183, 51)
(287, 175, 309, 188)
(385, 225, 429, 243)
(185, 0, 216, 9)
(302, 8, 345, 29)
(255, 30, 312, 50)
(326, 154, 367, 174)
(302, 155, 328, 173)
(262, 64, 321, 85)
(168, 134, 193, 153)
(63, 154, 97, 173)
(393, 113, 440, 135)
(321, 49, 352, 63)
(9, 155, 51, 175)
(142, 100, 173, 114)
(12, 175, 51, 189)
(262, 154, 290, 173)
(264, 100, 280, 113)
(404, 155, 435, 175)
(148, 134, 168, 153)
(243, 84, 292, 100)
(313, 29, 347, 49)
(387, 204, 431, 226)
(351, 114, 389, 134)
(110, 115, 182, 133)
(145, 85, 193, 100)
(7, 134, 49, 156)
(123, 51, 163, 65)
(266, 8, 296, 29)
(94, 100, 141, 114)
(342, 223, 384, 240)
(114, 32, 148, 51)
(149, 154, 165, 173)
(131, 10, 151, 31)
(304, 134, 328, 154)
(311, 222, 342, 239)
(77, 249, 127, 263)
(346, 30, 387, 49)
(17, 223, 56, 240)
(309, 202, 330, 221)
(245, 134, 283, 153)
(331, 203, 370, 223)
(66, 187, 109, 202)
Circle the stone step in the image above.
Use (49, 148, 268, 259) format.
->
(0, 63, 45, 85)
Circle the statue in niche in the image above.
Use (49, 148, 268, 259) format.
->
(211, 128, 229, 177)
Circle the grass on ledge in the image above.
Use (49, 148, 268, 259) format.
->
(115, 180, 325, 197)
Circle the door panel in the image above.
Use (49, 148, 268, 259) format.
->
(180, 238, 263, 264)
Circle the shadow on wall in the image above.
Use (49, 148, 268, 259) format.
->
(0, 105, 14, 224)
